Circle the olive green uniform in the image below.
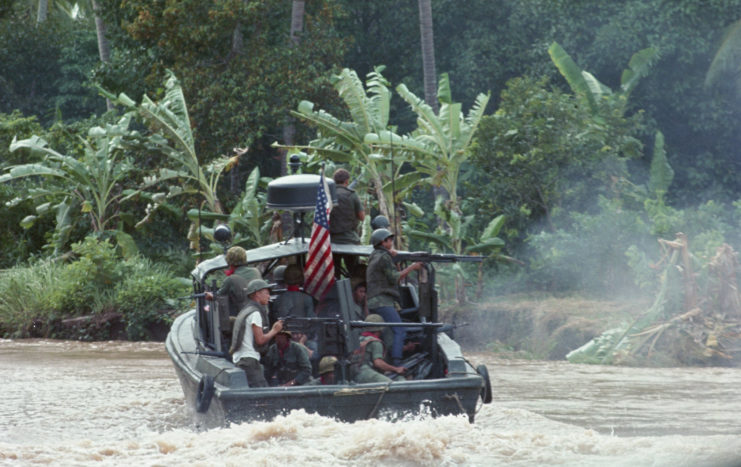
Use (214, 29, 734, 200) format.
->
(273, 290, 315, 320)
(218, 265, 262, 315)
(366, 248, 400, 309)
(263, 341, 313, 386)
(329, 185, 363, 244)
(352, 335, 391, 383)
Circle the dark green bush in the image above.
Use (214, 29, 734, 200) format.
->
(0, 236, 190, 339)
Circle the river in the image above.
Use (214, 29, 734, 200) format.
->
(0, 339, 739, 466)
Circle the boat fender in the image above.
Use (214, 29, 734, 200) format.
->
(195, 375, 215, 413)
(476, 364, 493, 404)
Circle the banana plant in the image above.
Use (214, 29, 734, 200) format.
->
(276, 66, 406, 220)
(2, 113, 139, 256)
(548, 42, 659, 117)
(185, 167, 273, 253)
(366, 73, 489, 249)
(101, 71, 245, 255)
(102, 71, 239, 217)
(407, 200, 506, 303)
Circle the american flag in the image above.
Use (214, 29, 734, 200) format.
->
(303, 169, 335, 300)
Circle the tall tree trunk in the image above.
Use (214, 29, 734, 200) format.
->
(92, 0, 113, 111)
(36, 0, 48, 26)
(417, 0, 438, 113)
(229, 5, 246, 194)
(280, 0, 305, 176)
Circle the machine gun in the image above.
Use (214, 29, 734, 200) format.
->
(393, 251, 483, 264)
(281, 316, 344, 334)
(386, 351, 430, 380)
(176, 292, 207, 301)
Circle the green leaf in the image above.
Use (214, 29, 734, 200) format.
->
(114, 231, 139, 258)
(481, 215, 506, 240)
(548, 42, 597, 112)
(406, 228, 453, 251)
(402, 201, 424, 217)
(20, 215, 37, 229)
(186, 208, 230, 222)
(464, 238, 505, 254)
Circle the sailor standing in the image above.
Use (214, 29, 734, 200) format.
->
(365, 229, 422, 365)
(229, 279, 283, 388)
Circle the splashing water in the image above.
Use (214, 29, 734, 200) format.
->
(0, 340, 739, 466)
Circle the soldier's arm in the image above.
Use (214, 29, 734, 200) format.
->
(373, 357, 405, 375)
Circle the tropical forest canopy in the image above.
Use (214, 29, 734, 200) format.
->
(4, 0, 741, 307)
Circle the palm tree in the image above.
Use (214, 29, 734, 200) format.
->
(417, 0, 438, 113)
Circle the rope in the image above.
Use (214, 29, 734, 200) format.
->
(367, 383, 391, 418)
(445, 392, 466, 414)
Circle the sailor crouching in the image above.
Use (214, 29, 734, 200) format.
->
(229, 279, 283, 388)
(350, 314, 406, 383)
(263, 330, 312, 387)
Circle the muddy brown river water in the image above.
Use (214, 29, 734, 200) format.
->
(1, 339, 740, 466)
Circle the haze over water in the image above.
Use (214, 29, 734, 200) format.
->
(1, 339, 739, 466)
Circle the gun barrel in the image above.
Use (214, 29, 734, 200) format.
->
(393, 252, 483, 263)
(349, 320, 444, 329)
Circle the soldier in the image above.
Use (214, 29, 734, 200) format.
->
(329, 168, 365, 276)
(229, 279, 283, 388)
(350, 314, 405, 383)
(307, 356, 338, 385)
(273, 265, 314, 320)
(329, 168, 365, 244)
(365, 228, 422, 365)
(271, 264, 287, 288)
(263, 330, 313, 386)
(370, 214, 390, 230)
(205, 246, 262, 316)
(273, 264, 318, 363)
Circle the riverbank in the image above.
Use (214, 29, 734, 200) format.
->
(449, 294, 649, 360)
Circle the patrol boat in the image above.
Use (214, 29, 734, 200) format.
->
(165, 173, 493, 425)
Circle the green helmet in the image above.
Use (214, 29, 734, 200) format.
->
(272, 265, 287, 283)
(371, 215, 390, 230)
(370, 228, 393, 247)
(364, 313, 385, 332)
(318, 356, 338, 375)
(225, 246, 247, 267)
(246, 278, 273, 296)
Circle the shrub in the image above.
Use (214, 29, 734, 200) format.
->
(0, 236, 190, 339)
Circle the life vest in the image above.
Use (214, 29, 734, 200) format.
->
(349, 334, 383, 375)
(329, 185, 359, 234)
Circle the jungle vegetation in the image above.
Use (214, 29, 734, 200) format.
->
(3, 0, 741, 359)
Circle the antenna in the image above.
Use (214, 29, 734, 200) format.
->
(390, 133, 397, 249)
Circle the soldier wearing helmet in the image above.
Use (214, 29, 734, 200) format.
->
(204, 246, 262, 316)
(350, 314, 406, 383)
(365, 229, 422, 365)
(229, 279, 283, 388)
(370, 215, 390, 230)
(307, 356, 339, 385)
(263, 329, 313, 387)
(272, 264, 318, 364)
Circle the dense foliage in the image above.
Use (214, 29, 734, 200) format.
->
(0, 237, 189, 340)
(5, 0, 741, 339)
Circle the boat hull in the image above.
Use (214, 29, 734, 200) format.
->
(166, 310, 485, 425)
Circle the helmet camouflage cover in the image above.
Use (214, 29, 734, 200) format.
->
(318, 356, 338, 375)
(364, 313, 385, 332)
(225, 246, 247, 267)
